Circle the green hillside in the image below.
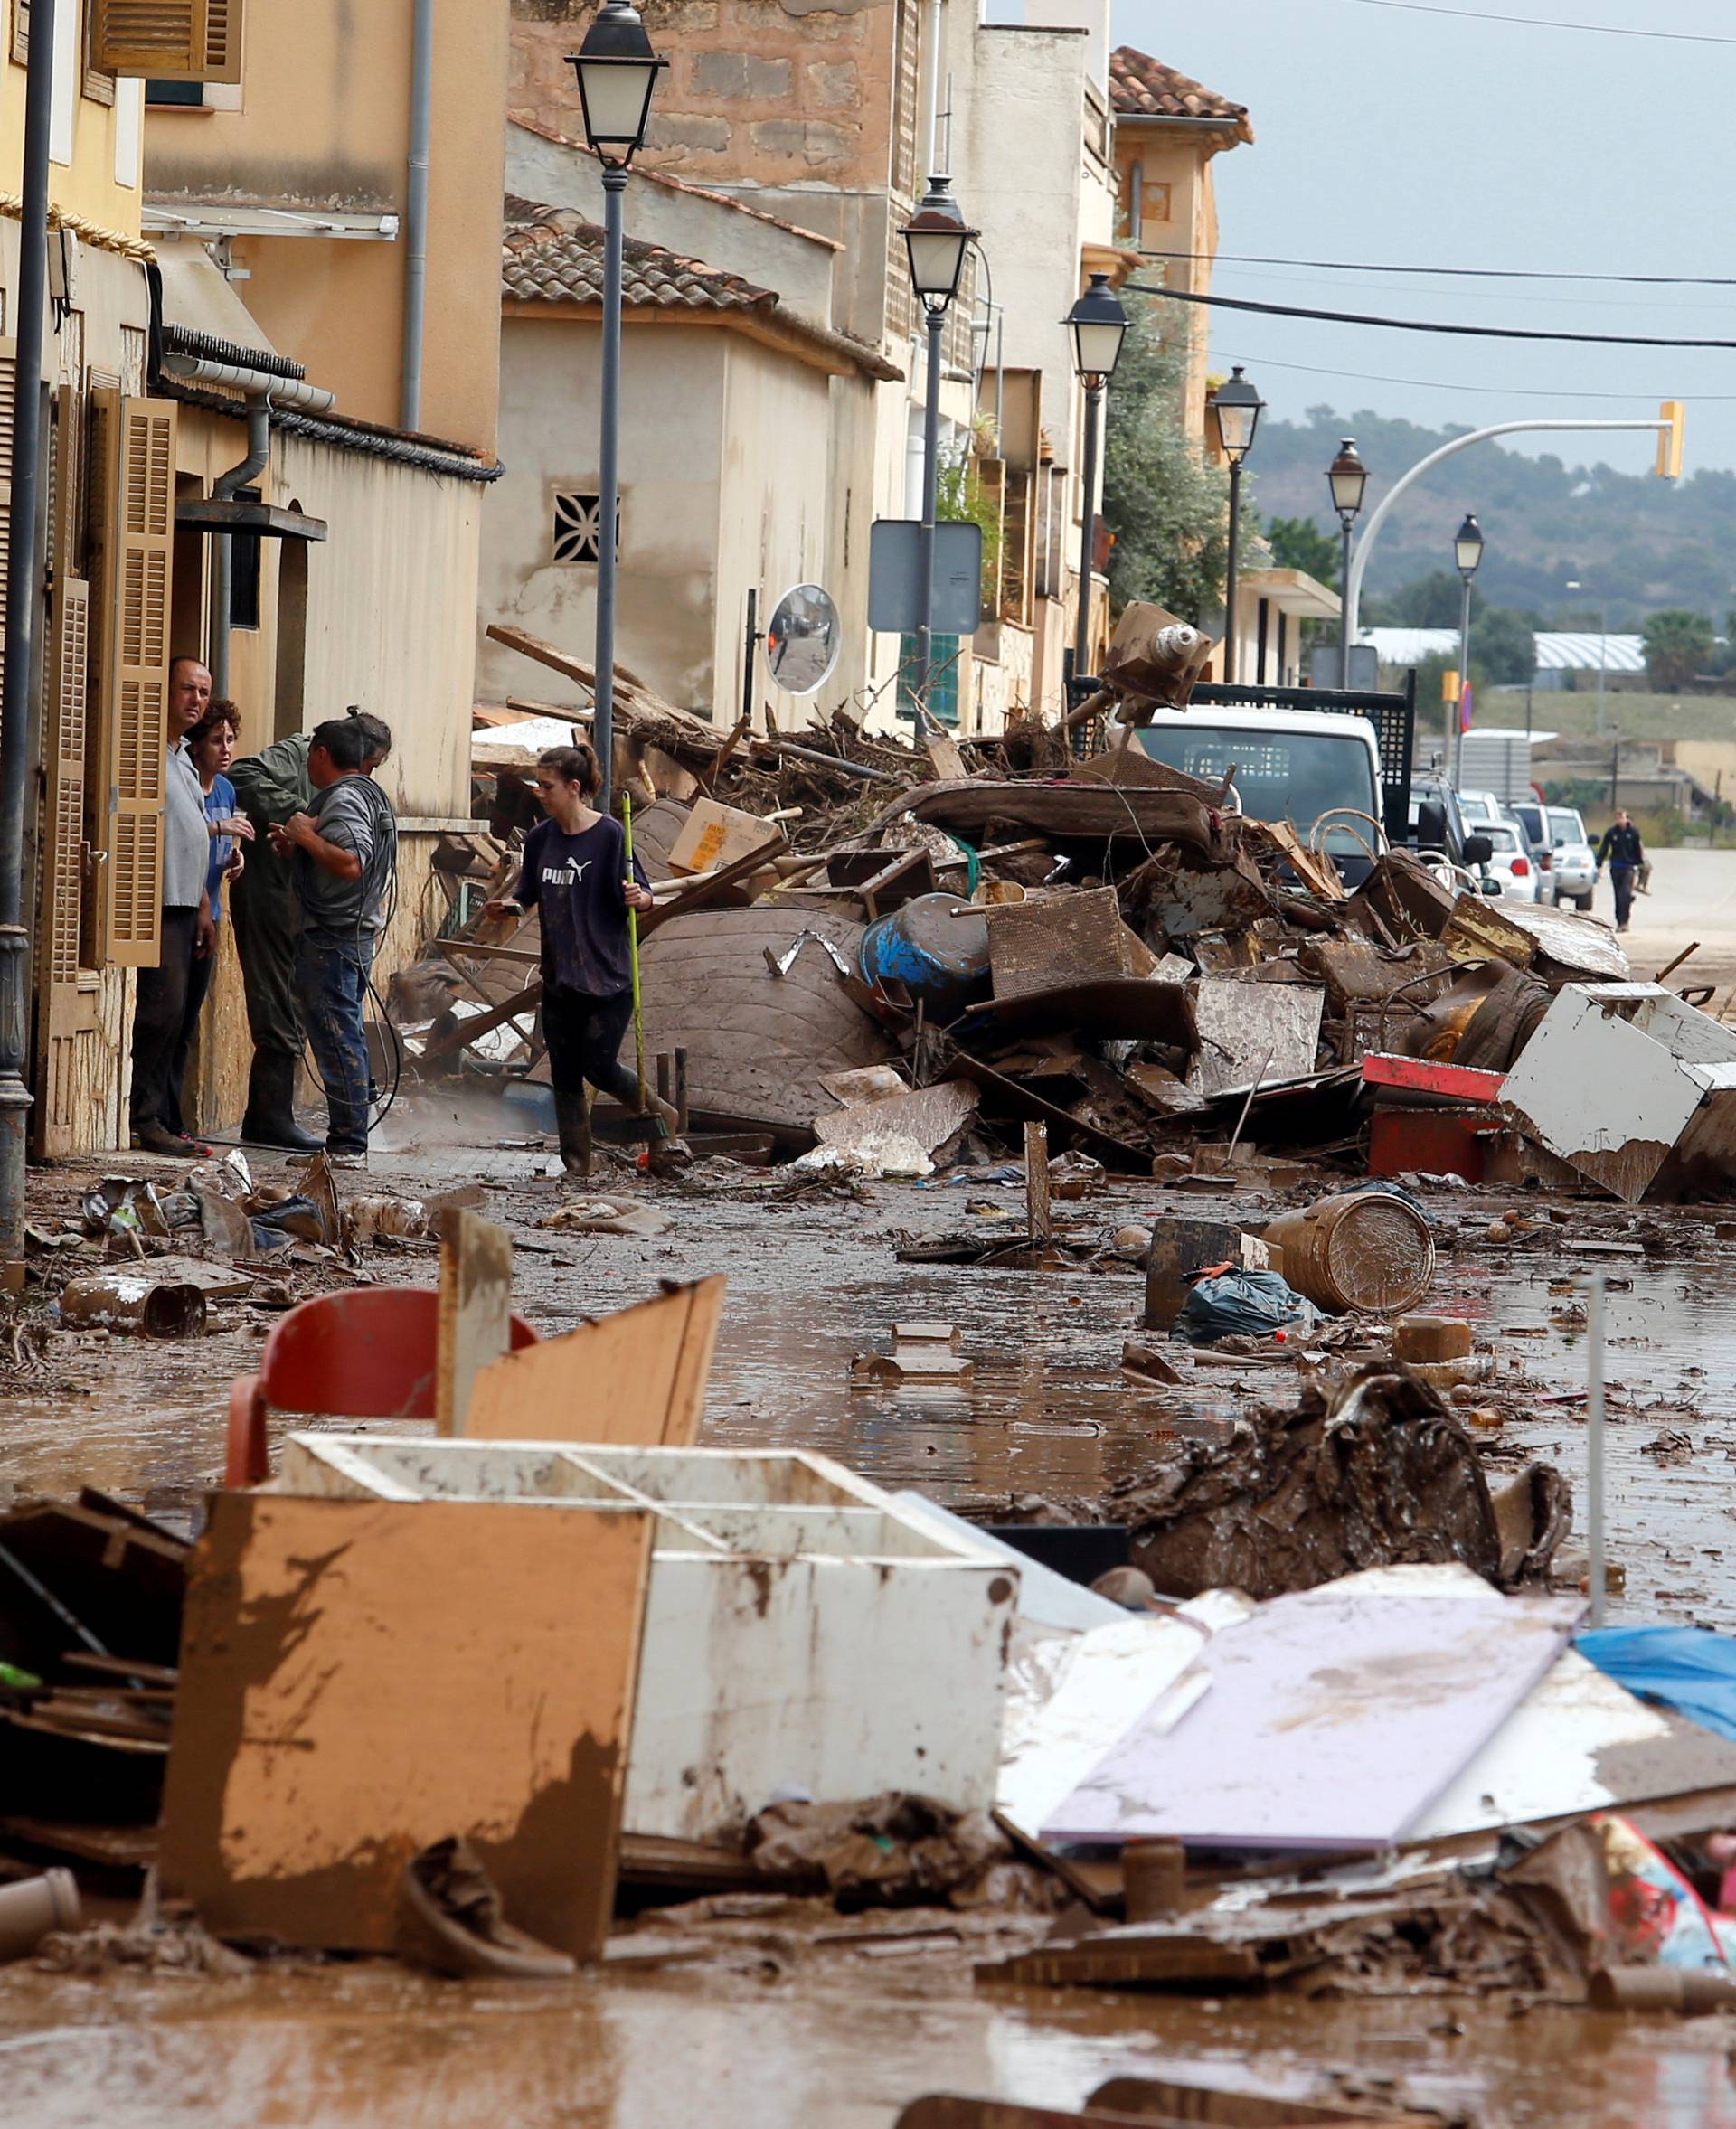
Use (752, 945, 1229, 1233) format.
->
(1245, 404, 1734, 626)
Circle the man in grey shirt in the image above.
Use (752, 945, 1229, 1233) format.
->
(268, 715, 398, 1164)
(130, 656, 218, 1155)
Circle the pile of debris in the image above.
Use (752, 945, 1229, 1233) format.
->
(415, 606, 1731, 1209)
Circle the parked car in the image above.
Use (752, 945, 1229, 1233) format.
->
(1504, 796, 1556, 891)
(1458, 789, 1505, 824)
(1407, 778, 1494, 883)
(1545, 805, 1597, 910)
(1478, 819, 1542, 902)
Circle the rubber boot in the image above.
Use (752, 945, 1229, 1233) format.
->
(554, 1088, 593, 1182)
(241, 1052, 323, 1153)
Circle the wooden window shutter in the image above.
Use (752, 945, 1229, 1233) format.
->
(11, 0, 29, 67)
(92, 393, 175, 967)
(90, 0, 241, 82)
(43, 581, 90, 992)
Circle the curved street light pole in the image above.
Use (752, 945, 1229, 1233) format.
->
(1344, 417, 1672, 644)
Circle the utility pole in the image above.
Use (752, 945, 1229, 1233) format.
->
(0, 0, 55, 1254)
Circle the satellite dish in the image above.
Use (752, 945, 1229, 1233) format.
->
(763, 582, 842, 697)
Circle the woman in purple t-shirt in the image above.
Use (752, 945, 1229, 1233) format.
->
(486, 742, 684, 1181)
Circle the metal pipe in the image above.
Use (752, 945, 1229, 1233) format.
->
(1454, 573, 1472, 786)
(160, 353, 335, 413)
(741, 585, 758, 730)
(1224, 458, 1244, 683)
(208, 397, 272, 699)
(0, 0, 55, 1252)
(1587, 1273, 1607, 1628)
(1339, 517, 1354, 670)
(914, 303, 944, 718)
(595, 165, 627, 812)
(922, 0, 944, 177)
(1072, 381, 1102, 687)
(401, 0, 434, 431)
(1344, 417, 1666, 641)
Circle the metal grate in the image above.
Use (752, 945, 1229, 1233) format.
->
(1191, 672, 1417, 843)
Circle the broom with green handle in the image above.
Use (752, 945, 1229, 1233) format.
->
(621, 791, 648, 1116)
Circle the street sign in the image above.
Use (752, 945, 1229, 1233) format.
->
(868, 519, 983, 636)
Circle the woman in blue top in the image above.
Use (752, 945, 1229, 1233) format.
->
(167, 702, 254, 1138)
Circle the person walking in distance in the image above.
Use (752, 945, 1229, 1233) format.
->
(165, 702, 253, 1137)
(229, 710, 392, 1149)
(268, 717, 399, 1168)
(484, 742, 684, 1181)
(129, 655, 218, 1156)
(1596, 808, 1645, 933)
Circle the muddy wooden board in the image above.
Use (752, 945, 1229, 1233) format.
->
(1043, 1581, 1583, 1850)
(160, 1493, 652, 1957)
(1188, 978, 1326, 1099)
(465, 1276, 724, 1448)
(637, 906, 897, 1134)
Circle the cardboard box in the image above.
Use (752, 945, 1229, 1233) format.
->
(666, 796, 781, 877)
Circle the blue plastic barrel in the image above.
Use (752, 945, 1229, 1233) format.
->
(859, 891, 991, 1018)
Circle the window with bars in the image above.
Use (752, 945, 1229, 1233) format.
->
(552, 490, 618, 565)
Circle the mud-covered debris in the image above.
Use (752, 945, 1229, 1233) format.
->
(1110, 1366, 1570, 1599)
(746, 1794, 1036, 1911)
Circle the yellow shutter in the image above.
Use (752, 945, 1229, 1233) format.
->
(93, 394, 175, 967)
(90, 0, 241, 82)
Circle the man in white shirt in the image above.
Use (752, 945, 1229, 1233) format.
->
(129, 655, 218, 1156)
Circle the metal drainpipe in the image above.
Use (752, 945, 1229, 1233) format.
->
(208, 397, 271, 700)
(401, 0, 435, 432)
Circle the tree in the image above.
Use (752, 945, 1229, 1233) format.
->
(1382, 570, 1484, 628)
(1642, 608, 1713, 691)
(1264, 514, 1338, 581)
(1472, 607, 1540, 688)
(1100, 298, 1228, 623)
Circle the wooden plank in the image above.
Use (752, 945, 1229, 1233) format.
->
(158, 1492, 653, 1958)
(925, 732, 968, 782)
(418, 979, 542, 1063)
(1025, 1123, 1051, 1244)
(1247, 817, 1350, 904)
(437, 1211, 514, 1437)
(466, 1277, 725, 1449)
(637, 833, 788, 941)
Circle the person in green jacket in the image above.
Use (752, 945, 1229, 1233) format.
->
(227, 711, 392, 1149)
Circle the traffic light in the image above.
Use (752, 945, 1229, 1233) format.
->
(1656, 400, 1685, 480)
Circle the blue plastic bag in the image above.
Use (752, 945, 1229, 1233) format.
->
(1174, 1268, 1316, 1347)
(1579, 1625, 1736, 1744)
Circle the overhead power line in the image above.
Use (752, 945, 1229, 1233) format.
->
(1146, 249, 1736, 290)
(1126, 281, 1736, 350)
(1348, 0, 1736, 42)
(1214, 351, 1736, 402)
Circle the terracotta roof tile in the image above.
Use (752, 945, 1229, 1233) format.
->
(501, 210, 777, 313)
(1109, 46, 1253, 141)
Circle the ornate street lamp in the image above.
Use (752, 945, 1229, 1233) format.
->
(1326, 437, 1368, 674)
(1064, 273, 1128, 702)
(1453, 513, 1485, 781)
(1212, 366, 1264, 682)
(899, 177, 979, 716)
(567, 0, 667, 807)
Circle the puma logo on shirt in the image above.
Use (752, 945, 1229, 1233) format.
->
(542, 860, 592, 887)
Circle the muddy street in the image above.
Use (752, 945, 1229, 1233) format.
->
(6, 1099, 1736, 2127)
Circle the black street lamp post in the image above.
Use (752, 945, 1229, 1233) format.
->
(1063, 272, 1128, 705)
(1212, 365, 1263, 683)
(899, 176, 976, 720)
(568, 0, 667, 812)
(1326, 437, 1368, 676)
(1453, 511, 1485, 781)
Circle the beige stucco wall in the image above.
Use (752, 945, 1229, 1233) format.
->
(172, 410, 482, 821)
(1116, 118, 1229, 439)
(480, 308, 848, 725)
(3, 4, 145, 238)
(144, 0, 509, 453)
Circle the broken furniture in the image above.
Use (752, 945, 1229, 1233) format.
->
(266, 1438, 1018, 1842)
(160, 1489, 652, 1959)
(224, 1286, 542, 1485)
(1501, 981, 1736, 1202)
